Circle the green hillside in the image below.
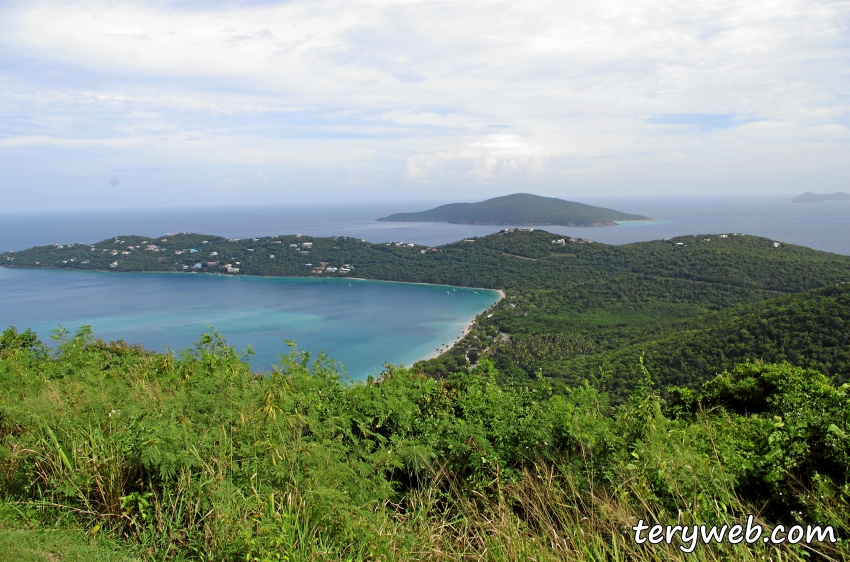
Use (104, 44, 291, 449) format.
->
(375, 193, 652, 225)
(4, 228, 850, 560)
(0, 328, 847, 560)
(791, 191, 850, 203)
(485, 284, 850, 400)
(6, 228, 850, 397)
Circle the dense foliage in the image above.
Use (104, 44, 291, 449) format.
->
(375, 193, 651, 225)
(7, 229, 850, 397)
(0, 327, 847, 560)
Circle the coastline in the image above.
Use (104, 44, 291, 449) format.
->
(416, 288, 505, 363)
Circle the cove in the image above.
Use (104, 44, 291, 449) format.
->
(0, 267, 500, 378)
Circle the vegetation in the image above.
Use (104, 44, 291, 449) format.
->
(0, 326, 847, 560)
(6, 229, 850, 398)
(375, 193, 651, 225)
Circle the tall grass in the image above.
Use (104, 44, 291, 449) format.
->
(0, 326, 847, 560)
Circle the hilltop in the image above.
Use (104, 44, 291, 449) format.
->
(6, 229, 850, 396)
(791, 191, 850, 203)
(4, 229, 850, 560)
(375, 193, 652, 226)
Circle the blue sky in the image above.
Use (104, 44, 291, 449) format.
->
(1, 0, 848, 211)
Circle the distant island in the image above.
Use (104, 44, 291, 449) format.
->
(791, 191, 850, 203)
(376, 193, 652, 226)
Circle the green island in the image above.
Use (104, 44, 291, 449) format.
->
(375, 193, 652, 226)
(2, 229, 850, 560)
(791, 191, 850, 203)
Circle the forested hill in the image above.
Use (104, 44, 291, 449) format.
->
(489, 284, 850, 400)
(5, 229, 850, 395)
(375, 193, 651, 226)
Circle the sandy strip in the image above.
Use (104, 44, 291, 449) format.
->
(417, 288, 506, 363)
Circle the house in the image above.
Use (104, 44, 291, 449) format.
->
(269, 255, 275, 259)
(462, 239, 474, 243)
(209, 251, 218, 256)
(420, 250, 427, 254)
(301, 242, 313, 249)
(326, 267, 338, 272)
(109, 261, 118, 268)
(773, 242, 781, 247)
(719, 234, 728, 239)
(193, 263, 203, 269)
(551, 239, 566, 245)
(145, 245, 159, 251)
(182, 265, 189, 270)
(519, 228, 534, 232)
(289, 244, 299, 248)
(190, 249, 198, 253)
(207, 261, 218, 266)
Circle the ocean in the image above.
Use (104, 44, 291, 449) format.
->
(2, 196, 847, 255)
(1, 195, 846, 377)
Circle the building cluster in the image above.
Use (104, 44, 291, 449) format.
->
(551, 238, 591, 245)
(309, 262, 353, 275)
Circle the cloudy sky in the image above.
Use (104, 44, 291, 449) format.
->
(1, 0, 848, 211)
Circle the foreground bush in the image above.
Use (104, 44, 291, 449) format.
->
(0, 326, 847, 560)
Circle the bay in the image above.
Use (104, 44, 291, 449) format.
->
(1, 195, 846, 377)
(0, 267, 500, 379)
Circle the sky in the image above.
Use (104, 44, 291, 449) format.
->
(1, 0, 848, 212)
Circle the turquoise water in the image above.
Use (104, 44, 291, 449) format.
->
(0, 267, 499, 378)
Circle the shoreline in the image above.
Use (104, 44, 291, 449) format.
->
(416, 288, 505, 363)
(0, 265, 505, 295)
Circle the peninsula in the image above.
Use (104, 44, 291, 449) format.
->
(4, 229, 850, 561)
(375, 193, 652, 226)
(5, 228, 850, 398)
(791, 191, 850, 203)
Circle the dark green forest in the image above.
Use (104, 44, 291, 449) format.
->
(3, 229, 850, 560)
(375, 193, 651, 225)
(7, 229, 850, 398)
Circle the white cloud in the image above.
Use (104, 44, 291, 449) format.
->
(0, 0, 848, 209)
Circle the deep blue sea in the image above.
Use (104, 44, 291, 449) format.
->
(1, 196, 846, 377)
(1, 196, 847, 254)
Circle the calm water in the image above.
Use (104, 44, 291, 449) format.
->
(0, 267, 499, 378)
(1, 196, 848, 255)
(1, 196, 846, 375)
